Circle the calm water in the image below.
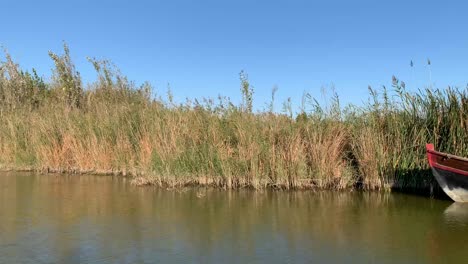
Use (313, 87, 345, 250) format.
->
(1, 173, 467, 263)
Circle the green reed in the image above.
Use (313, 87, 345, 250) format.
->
(0, 44, 466, 191)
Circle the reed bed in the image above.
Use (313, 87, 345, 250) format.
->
(0, 45, 466, 191)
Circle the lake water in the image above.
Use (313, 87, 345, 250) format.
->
(1, 172, 467, 263)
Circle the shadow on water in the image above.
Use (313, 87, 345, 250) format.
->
(390, 168, 452, 201)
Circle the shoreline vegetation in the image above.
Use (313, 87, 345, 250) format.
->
(0, 44, 466, 192)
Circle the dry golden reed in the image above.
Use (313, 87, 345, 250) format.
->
(0, 44, 466, 191)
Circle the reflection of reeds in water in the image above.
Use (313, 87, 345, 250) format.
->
(0, 45, 466, 191)
(3, 174, 462, 263)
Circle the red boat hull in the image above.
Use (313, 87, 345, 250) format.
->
(426, 144, 468, 202)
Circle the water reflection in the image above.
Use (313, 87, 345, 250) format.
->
(444, 203, 468, 227)
(0, 173, 466, 263)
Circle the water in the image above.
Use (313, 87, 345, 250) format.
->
(1, 172, 467, 263)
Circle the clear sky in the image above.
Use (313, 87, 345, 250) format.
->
(2, 0, 468, 111)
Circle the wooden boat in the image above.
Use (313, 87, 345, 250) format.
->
(426, 144, 468, 202)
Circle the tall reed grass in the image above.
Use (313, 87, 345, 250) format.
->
(0, 44, 466, 191)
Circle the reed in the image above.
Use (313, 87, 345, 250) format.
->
(0, 45, 466, 191)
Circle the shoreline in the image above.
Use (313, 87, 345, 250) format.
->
(0, 166, 448, 200)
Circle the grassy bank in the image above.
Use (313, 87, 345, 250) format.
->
(0, 45, 466, 191)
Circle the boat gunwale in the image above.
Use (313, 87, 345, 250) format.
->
(426, 149, 468, 163)
(426, 144, 468, 177)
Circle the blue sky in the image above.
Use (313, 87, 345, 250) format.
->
(2, 0, 468, 111)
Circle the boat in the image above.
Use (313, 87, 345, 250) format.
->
(426, 144, 468, 202)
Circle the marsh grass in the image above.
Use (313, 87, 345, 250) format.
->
(0, 44, 466, 191)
